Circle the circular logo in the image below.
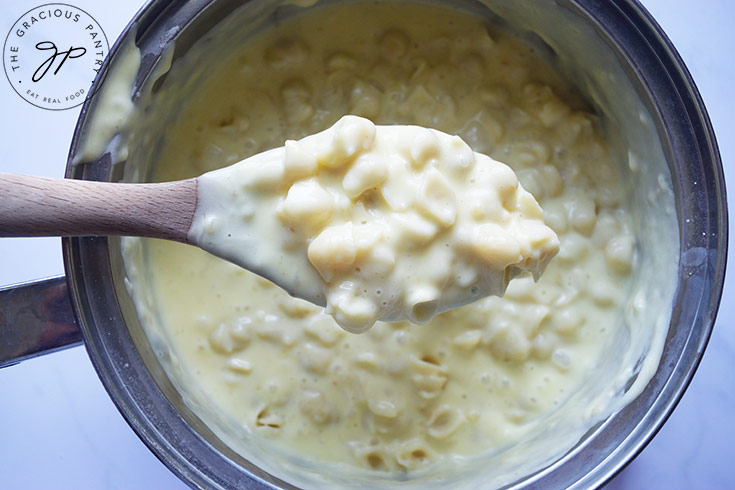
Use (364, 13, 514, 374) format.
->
(3, 3, 109, 111)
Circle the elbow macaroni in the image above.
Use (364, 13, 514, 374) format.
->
(122, 1, 648, 483)
(190, 115, 559, 333)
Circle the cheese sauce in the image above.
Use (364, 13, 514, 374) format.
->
(190, 116, 559, 332)
(116, 1, 669, 487)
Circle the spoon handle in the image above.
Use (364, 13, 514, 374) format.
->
(0, 173, 197, 242)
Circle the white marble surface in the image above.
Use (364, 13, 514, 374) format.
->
(0, 1, 732, 488)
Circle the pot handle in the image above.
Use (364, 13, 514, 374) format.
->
(0, 276, 82, 368)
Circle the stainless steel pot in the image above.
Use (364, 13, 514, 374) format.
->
(0, 0, 727, 488)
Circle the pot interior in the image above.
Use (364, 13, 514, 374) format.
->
(65, 0, 724, 489)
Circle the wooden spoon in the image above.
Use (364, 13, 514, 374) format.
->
(0, 169, 327, 308)
(0, 116, 560, 332)
(0, 173, 198, 243)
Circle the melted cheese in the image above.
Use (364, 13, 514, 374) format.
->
(114, 1, 671, 487)
(190, 116, 558, 332)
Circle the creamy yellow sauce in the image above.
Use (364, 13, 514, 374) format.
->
(190, 115, 558, 332)
(114, 1, 668, 487)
